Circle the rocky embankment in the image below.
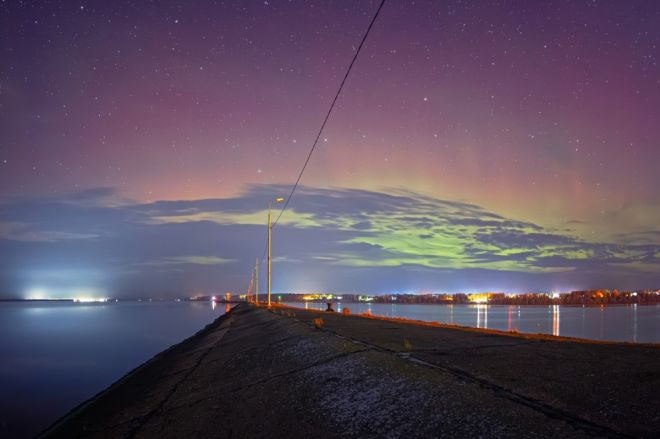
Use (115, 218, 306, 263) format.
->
(42, 303, 660, 438)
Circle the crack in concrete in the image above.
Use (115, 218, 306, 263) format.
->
(203, 334, 306, 365)
(208, 317, 300, 349)
(124, 320, 233, 438)
(162, 348, 372, 413)
(405, 355, 631, 438)
(411, 340, 539, 354)
(287, 313, 631, 439)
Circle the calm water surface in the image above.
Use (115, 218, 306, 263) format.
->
(2, 301, 659, 437)
(284, 302, 660, 344)
(0, 300, 226, 438)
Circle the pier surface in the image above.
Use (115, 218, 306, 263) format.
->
(44, 304, 660, 438)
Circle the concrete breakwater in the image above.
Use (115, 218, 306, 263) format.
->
(43, 304, 660, 438)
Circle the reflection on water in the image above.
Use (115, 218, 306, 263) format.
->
(283, 302, 660, 344)
(552, 305, 560, 337)
(476, 304, 487, 329)
(633, 304, 637, 343)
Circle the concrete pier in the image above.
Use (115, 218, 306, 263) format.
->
(43, 304, 660, 438)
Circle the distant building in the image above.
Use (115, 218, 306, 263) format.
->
(467, 293, 505, 303)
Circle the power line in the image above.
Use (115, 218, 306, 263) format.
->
(272, 0, 387, 227)
(263, 0, 387, 249)
(251, 0, 387, 283)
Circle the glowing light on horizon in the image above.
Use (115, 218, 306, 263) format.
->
(25, 288, 49, 300)
(25, 286, 109, 302)
(468, 293, 491, 304)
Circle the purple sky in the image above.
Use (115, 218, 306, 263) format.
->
(1, 1, 659, 298)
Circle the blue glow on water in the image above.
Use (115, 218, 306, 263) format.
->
(0, 300, 225, 438)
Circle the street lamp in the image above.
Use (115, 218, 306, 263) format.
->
(268, 197, 285, 308)
(254, 256, 259, 304)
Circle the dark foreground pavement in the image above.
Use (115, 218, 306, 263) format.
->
(43, 304, 660, 438)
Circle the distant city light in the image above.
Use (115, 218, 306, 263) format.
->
(25, 287, 108, 302)
(302, 293, 337, 301)
(468, 293, 491, 304)
(25, 288, 48, 300)
(73, 297, 108, 303)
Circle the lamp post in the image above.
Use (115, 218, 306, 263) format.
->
(248, 271, 254, 303)
(268, 197, 285, 308)
(254, 256, 259, 304)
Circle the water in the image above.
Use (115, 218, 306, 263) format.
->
(0, 300, 226, 439)
(284, 302, 660, 344)
(2, 301, 658, 437)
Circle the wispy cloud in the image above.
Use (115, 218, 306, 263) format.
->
(0, 184, 658, 297)
(0, 222, 100, 242)
(136, 256, 235, 267)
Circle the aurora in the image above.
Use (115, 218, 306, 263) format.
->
(1, 0, 659, 297)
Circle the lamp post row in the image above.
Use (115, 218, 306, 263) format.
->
(250, 197, 284, 308)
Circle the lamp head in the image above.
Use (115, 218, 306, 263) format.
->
(275, 197, 285, 203)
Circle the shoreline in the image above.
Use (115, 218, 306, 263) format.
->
(43, 303, 660, 438)
(38, 310, 234, 438)
(275, 302, 660, 347)
(285, 300, 660, 308)
(2, 298, 659, 307)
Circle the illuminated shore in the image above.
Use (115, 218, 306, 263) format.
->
(42, 303, 660, 438)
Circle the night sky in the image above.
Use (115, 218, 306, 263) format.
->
(1, 1, 659, 298)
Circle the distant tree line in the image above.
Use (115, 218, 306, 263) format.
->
(555, 290, 660, 305)
(374, 290, 660, 305)
(373, 294, 467, 304)
(275, 290, 660, 306)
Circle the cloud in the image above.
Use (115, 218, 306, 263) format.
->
(137, 256, 235, 266)
(564, 200, 660, 245)
(65, 187, 117, 202)
(0, 185, 658, 298)
(0, 222, 100, 242)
